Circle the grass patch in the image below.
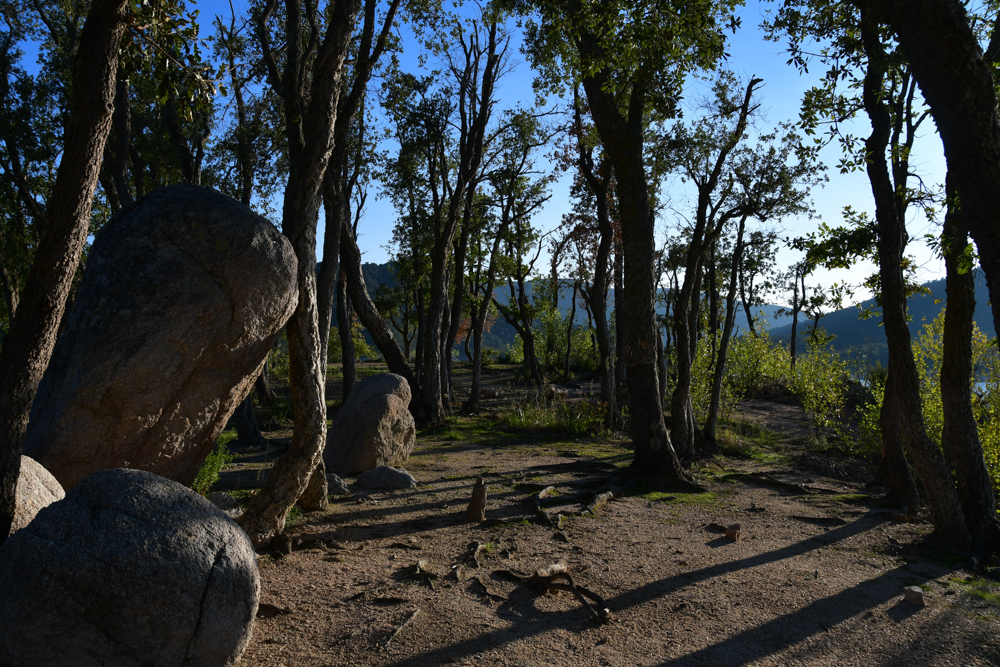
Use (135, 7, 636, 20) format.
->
(497, 397, 607, 438)
(635, 489, 723, 507)
(192, 431, 236, 495)
(949, 576, 1000, 607)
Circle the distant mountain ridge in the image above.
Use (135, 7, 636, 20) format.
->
(768, 271, 994, 363)
(331, 262, 991, 365)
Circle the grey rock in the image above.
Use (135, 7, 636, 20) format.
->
(0, 468, 260, 666)
(326, 473, 351, 497)
(24, 184, 297, 489)
(208, 491, 243, 519)
(10, 455, 65, 536)
(355, 466, 417, 490)
(324, 373, 415, 475)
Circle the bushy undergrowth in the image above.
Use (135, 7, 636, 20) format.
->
(192, 430, 236, 496)
(498, 393, 606, 438)
(844, 311, 1000, 495)
(685, 329, 849, 444)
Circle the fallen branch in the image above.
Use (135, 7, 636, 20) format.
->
(382, 609, 420, 649)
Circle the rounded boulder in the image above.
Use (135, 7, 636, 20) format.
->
(23, 184, 297, 489)
(324, 373, 416, 475)
(0, 468, 260, 666)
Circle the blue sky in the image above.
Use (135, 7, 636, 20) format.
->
(90, 0, 956, 305)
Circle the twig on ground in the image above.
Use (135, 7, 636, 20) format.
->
(382, 609, 420, 649)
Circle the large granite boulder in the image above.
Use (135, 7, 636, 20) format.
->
(24, 184, 297, 488)
(10, 455, 65, 536)
(0, 468, 259, 666)
(324, 373, 416, 475)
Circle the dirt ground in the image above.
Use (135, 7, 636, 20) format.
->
(234, 368, 1000, 666)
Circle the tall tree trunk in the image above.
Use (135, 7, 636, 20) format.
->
(238, 0, 358, 546)
(859, 0, 1000, 341)
(445, 199, 474, 401)
(0, 0, 129, 543)
(564, 281, 578, 378)
(580, 66, 691, 484)
(613, 236, 626, 395)
(340, 224, 429, 420)
(789, 268, 802, 368)
(705, 215, 748, 441)
(337, 270, 356, 401)
(861, 14, 967, 544)
(940, 183, 1000, 558)
(590, 194, 618, 426)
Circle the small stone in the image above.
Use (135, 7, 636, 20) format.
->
(903, 586, 926, 607)
(725, 523, 742, 541)
(465, 476, 487, 523)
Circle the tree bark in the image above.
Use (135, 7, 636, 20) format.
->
(238, 0, 358, 545)
(578, 62, 691, 484)
(229, 393, 266, 450)
(858, 0, 1000, 342)
(337, 268, 356, 401)
(940, 183, 1000, 558)
(860, 13, 966, 543)
(0, 0, 129, 543)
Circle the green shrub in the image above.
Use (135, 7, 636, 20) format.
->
(192, 431, 236, 496)
(855, 310, 1000, 496)
(726, 331, 792, 397)
(792, 336, 849, 438)
(268, 333, 291, 385)
(498, 394, 605, 438)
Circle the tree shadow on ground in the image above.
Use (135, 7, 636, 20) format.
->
(385, 516, 966, 666)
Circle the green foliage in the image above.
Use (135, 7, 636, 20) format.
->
(498, 394, 606, 438)
(531, 299, 598, 376)
(912, 311, 1000, 495)
(792, 336, 850, 437)
(502, 340, 524, 364)
(726, 331, 793, 397)
(268, 333, 291, 386)
(685, 331, 791, 424)
(192, 431, 235, 496)
(856, 367, 886, 459)
(854, 310, 1000, 495)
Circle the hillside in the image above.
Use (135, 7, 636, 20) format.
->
(769, 271, 994, 363)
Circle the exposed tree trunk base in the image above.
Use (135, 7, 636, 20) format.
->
(299, 459, 329, 512)
(620, 464, 706, 494)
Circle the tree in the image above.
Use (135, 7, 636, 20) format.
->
(514, 0, 739, 485)
(771, 0, 985, 545)
(661, 74, 763, 459)
(702, 126, 817, 442)
(0, 0, 130, 543)
(465, 109, 548, 412)
(420, 17, 504, 425)
(565, 87, 618, 425)
(237, 0, 359, 546)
